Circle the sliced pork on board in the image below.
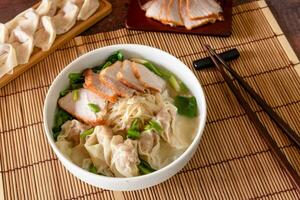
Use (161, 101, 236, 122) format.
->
(143, 0, 223, 30)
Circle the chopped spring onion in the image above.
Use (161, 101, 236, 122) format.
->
(138, 159, 156, 175)
(92, 51, 123, 73)
(144, 120, 162, 133)
(59, 89, 70, 97)
(68, 73, 84, 89)
(89, 165, 97, 174)
(179, 82, 189, 94)
(127, 118, 142, 139)
(127, 129, 140, 139)
(88, 103, 100, 113)
(106, 51, 124, 63)
(80, 128, 95, 139)
(168, 75, 181, 92)
(52, 109, 73, 141)
(72, 89, 79, 101)
(102, 61, 112, 69)
(174, 96, 198, 118)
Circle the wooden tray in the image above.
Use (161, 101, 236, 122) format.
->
(0, 0, 112, 89)
(126, 0, 232, 37)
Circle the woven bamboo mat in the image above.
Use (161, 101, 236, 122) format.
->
(1, 1, 300, 199)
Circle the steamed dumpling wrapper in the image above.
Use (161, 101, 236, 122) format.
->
(34, 16, 56, 51)
(56, 120, 91, 166)
(53, 1, 79, 34)
(155, 102, 198, 148)
(111, 139, 140, 177)
(71, 0, 100, 20)
(36, 0, 57, 16)
(8, 28, 34, 64)
(84, 125, 115, 176)
(0, 44, 17, 78)
(138, 130, 185, 169)
(57, 119, 90, 145)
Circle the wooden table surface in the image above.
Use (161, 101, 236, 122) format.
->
(0, 0, 299, 57)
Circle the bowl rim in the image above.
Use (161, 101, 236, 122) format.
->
(43, 44, 207, 183)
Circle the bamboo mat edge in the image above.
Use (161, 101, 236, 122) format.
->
(0, 1, 300, 199)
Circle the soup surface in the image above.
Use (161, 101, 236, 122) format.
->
(53, 51, 199, 177)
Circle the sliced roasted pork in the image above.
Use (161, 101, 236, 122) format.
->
(132, 62, 166, 92)
(167, 0, 183, 26)
(83, 69, 117, 102)
(180, 0, 217, 30)
(186, 0, 223, 20)
(141, 0, 154, 11)
(100, 61, 134, 97)
(145, 0, 164, 21)
(58, 88, 107, 126)
(117, 60, 145, 92)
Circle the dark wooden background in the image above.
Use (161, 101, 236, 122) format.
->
(0, 0, 299, 57)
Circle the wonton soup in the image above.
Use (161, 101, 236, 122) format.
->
(53, 51, 199, 177)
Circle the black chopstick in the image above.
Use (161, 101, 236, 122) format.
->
(203, 44, 300, 191)
(204, 45, 300, 149)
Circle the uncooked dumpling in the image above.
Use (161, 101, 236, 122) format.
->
(34, 16, 56, 51)
(36, 0, 57, 16)
(53, 1, 79, 34)
(0, 44, 17, 78)
(9, 28, 34, 64)
(71, 0, 100, 20)
(0, 23, 8, 43)
(7, 8, 39, 36)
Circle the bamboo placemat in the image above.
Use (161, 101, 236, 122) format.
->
(1, 1, 300, 199)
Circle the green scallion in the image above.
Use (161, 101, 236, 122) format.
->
(88, 103, 100, 113)
(89, 165, 98, 174)
(144, 120, 162, 133)
(80, 128, 95, 139)
(72, 89, 79, 101)
(138, 159, 155, 175)
(127, 129, 140, 139)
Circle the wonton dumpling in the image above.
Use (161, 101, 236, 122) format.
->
(36, 0, 57, 16)
(0, 24, 8, 43)
(57, 119, 90, 145)
(53, 1, 79, 34)
(84, 125, 115, 175)
(9, 28, 34, 64)
(138, 130, 184, 169)
(111, 139, 140, 177)
(71, 0, 100, 20)
(34, 16, 56, 51)
(155, 102, 188, 148)
(0, 44, 17, 78)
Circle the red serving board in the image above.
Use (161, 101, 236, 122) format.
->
(126, 0, 232, 37)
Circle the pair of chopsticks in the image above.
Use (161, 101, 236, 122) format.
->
(203, 44, 300, 191)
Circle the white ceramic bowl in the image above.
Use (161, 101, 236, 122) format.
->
(43, 44, 207, 191)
